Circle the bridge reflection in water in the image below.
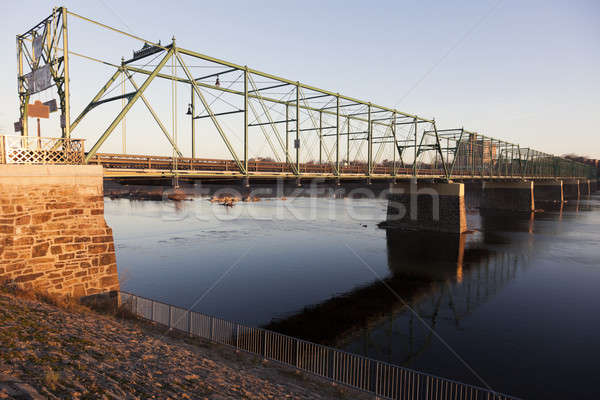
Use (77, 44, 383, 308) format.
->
(264, 210, 554, 387)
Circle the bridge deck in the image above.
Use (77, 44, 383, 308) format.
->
(91, 153, 587, 181)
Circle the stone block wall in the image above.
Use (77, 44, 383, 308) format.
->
(533, 181, 563, 204)
(386, 182, 467, 233)
(0, 165, 119, 297)
(580, 180, 591, 196)
(481, 181, 534, 212)
(563, 180, 580, 201)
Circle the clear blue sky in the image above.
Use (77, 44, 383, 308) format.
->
(1, 0, 598, 158)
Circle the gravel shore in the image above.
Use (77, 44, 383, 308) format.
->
(0, 291, 368, 399)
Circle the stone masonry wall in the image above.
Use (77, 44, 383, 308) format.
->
(386, 182, 467, 234)
(481, 182, 534, 212)
(0, 165, 118, 297)
(563, 180, 580, 201)
(533, 181, 563, 204)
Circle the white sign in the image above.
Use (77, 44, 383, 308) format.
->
(24, 64, 52, 94)
(33, 35, 44, 62)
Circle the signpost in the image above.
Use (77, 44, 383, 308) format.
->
(28, 100, 50, 148)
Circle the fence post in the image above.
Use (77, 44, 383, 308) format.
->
(375, 362, 379, 398)
(263, 330, 267, 359)
(295, 339, 300, 369)
(168, 305, 172, 330)
(1, 135, 5, 164)
(150, 299, 154, 322)
(188, 310, 192, 337)
(236, 324, 240, 349)
(210, 316, 214, 341)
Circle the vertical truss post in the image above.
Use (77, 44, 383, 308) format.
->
(243, 67, 248, 174)
(346, 116, 350, 167)
(367, 103, 372, 175)
(295, 82, 300, 175)
(16, 36, 29, 137)
(517, 146, 522, 177)
(392, 112, 397, 176)
(480, 138, 485, 177)
(336, 95, 340, 175)
(121, 64, 126, 153)
(413, 118, 417, 177)
(510, 144, 515, 177)
(61, 7, 71, 139)
(285, 103, 289, 165)
(489, 138, 494, 176)
(191, 85, 195, 159)
(470, 130, 474, 177)
(448, 129, 464, 177)
(319, 110, 323, 165)
(446, 137, 449, 169)
(432, 120, 449, 179)
(85, 48, 174, 163)
(171, 42, 178, 173)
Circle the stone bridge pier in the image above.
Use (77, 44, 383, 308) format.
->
(533, 180, 563, 205)
(481, 181, 535, 213)
(563, 179, 580, 201)
(385, 180, 466, 234)
(580, 179, 591, 197)
(0, 165, 119, 298)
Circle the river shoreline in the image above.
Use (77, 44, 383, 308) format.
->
(0, 288, 368, 399)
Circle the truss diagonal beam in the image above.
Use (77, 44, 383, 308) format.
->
(70, 68, 122, 133)
(85, 48, 175, 163)
(247, 98, 283, 163)
(124, 70, 183, 158)
(175, 51, 245, 173)
(247, 74, 297, 171)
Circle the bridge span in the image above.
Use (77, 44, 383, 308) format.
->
(4, 5, 597, 239)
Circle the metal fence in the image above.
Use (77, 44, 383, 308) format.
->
(120, 291, 519, 400)
(0, 135, 84, 164)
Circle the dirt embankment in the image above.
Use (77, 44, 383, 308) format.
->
(0, 289, 367, 399)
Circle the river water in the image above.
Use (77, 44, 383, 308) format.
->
(104, 189, 600, 399)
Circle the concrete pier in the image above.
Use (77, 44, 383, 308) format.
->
(563, 179, 580, 201)
(0, 165, 119, 298)
(580, 179, 591, 196)
(533, 180, 563, 204)
(481, 181, 534, 212)
(386, 180, 466, 233)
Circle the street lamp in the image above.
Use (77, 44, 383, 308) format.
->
(187, 100, 195, 159)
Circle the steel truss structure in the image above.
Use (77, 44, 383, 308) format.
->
(17, 8, 594, 181)
(16, 7, 71, 139)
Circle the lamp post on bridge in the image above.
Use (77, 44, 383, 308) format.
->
(187, 93, 195, 159)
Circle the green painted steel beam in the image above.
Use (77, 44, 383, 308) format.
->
(175, 47, 433, 123)
(85, 48, 175, 163)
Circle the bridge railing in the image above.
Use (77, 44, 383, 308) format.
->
(91, 152, 595, 180)
(0, 135, 84, 165)
(120, 291, 519, 400)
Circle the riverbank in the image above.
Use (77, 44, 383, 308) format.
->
(0, 288, 367, 399)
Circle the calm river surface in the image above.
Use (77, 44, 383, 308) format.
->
(105, 191, 600, 399)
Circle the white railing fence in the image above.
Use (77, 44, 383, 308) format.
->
(0, 135, 84, 164)
(120, 291, 519, 400)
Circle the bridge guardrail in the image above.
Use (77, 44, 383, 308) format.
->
(0, 135, 84, 165)
(91, 152, 593, 179)
(120, 291, 519, 400)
